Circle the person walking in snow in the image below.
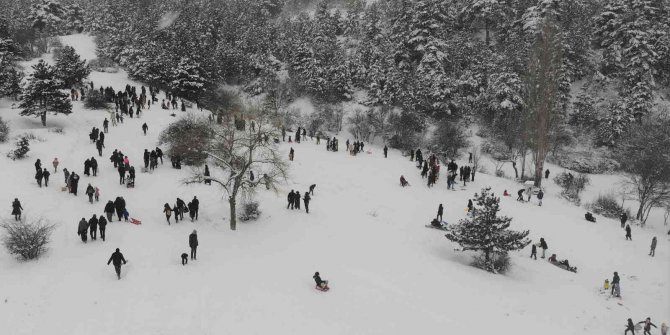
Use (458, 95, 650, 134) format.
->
(104, 200, 115, 222)
(103, 118, 109, 133)
(90, 157, 98, 176)
(163, 203, 172, 224)
(287, 190, 295, 210)
(35, 168, 44, 187)
(649, 236, 657, 256)
(118, 165, 126, 185)
(304, 192, 311, 213)
(191, 196, 199, 220)
(203, 165, 211, 185)
(63, 168, 70, 186)
(52, 158, 59, 172)
(537, 190, 544, 206)
(84, 158, 91, 176)
(89, 215, 98, 241)
(289, 147, 295, 161)
(611, 272, 620, 296)
(625, 224, 632, 241)
(86, 184, 95, 203)
(42, 168, 50, 187)
(625, 318, 636, 335)
(530, 244, 537, 260)
(143, 149, 150, 169)
(294, 191, 301, 210)
(187, 201, 196, 221)
(540, 238, 548, 259)
(11, 198, 23, 221)
(142, 123, 148, 135)
(107, 248, 127, 280)
(437, 204, 444, 222)
(77, 218, 89, 243)
(545, 169, 550, 179)
(176, 198, 186, 221)
(660, 322, 667, 335)
(517, 189, 525, 201)
(114, 196, 126, 221)
(620, 212, 628, 229)
(98, 215, 107, 241)
(96, 139, 104, 156)
(94, 187, 100, 202)
(383, 145, 388, 158)
(35, 159, 42, 174)
(637, 318, 658, 335)
(189, 230, 198, 260)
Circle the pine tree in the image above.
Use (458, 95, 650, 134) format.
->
(169, 57, 207, 101)
(445, 187, 530, 273)
(19, 60, 72, 127)
(459, 0, 509, 46)
(54, 45, 90, 88)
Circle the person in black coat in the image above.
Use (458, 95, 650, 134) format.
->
(173, 203, 181, 223)
(517, 189, 525, 201)
(313, 271, 328, 289)
(98, 215, 107, 241)
(35, 168, 43, 187)
(156, 147, 163, 164)
(114, 197, 125, 221)
(294, 191, 301, 210)
(189, 230, 198, 260)
(437, 204, 444, 221)
(90, 157, 98, 176)
(191, 196, 199, 220)
(545, 169, 550, 179)
(70, 173, 79, 195)
(86, 184, 95, 203)
(96, 139, 104, 156)
(309, 184, 316, 195)
(35, 159, 42, 173)
(540, 238, 548, 258)
(620, 212, 628, 228)
(84, 158, 91, 176)
(11, 198, 23, 221)
(77, 218, 88, 243)
(88, 215, 98, 240)
(624, 318, 635, 335)
(42, 168, 50, 187)
(625, 224, 632, 240)
(143, 149, 150, 169)
(142, 123, 148, 135)
(187, 201, 196, 221)
(107, 248, 127, 280)
(118, 165, 126, 185)
(383, 145, 388, 158)
(104, 200, 115, 222)
(176, 198, 186, 220)
(530, 244, 537, 260)
(304, 192, 311, 213)
(287, 190, 295, 209)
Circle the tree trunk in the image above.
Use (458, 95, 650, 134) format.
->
(41, 111, 47, 127)
(521, 153, 527, 180)
(229, 196, 237, 230)
(534, 158, 544, 188)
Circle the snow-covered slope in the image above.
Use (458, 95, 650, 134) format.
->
(0, 34, 667, 335)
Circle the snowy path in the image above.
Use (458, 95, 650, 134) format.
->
(0, 34, 667, 335)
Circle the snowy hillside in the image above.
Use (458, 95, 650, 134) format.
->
(0, 34, 667, 335)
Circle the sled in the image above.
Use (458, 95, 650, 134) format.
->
(425, 224, 448, 231)
(315, 285, 330, 292)
(130, 218, 142, 225)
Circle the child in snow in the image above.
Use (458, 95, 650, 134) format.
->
(181, 253, 188, 265)
(503, 190, 510, 197)
(637, 318, 657, 335)
(400, 175, 409, 187)
(603, 279, 610, 291)
(625, 319, 635, 335)
(94, 187, 100, 202)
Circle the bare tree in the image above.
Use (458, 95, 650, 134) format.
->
(525, 19, 562, 187)
(162, 111, 288, 230)
(618, 118, 670, 226)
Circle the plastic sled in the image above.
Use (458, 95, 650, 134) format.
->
(315, 285, 330, 292)
(130, 218, 142, 225)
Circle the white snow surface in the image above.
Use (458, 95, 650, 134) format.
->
(0, 34, 667, 335)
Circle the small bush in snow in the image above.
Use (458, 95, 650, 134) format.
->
(0, 116, 9, 143)
(48, 127, 64, 134)
(554, 172, 590, 205)
(586, 193, 631, 220)
(495, 169, 505, 178)
(239, 201, 261, 222)
(472, 252, 511, 274)
(1, 218, 55, 260)
(7, 137, 30, 160)
(84, 90, 109, 109)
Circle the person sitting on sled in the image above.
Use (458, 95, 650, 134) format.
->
(313, 272, 329, 290)
(503, 189, 510, 197)
(400, 175, 409, 187)
(431, 218, 443, 228)
(548, 254, 557, 262)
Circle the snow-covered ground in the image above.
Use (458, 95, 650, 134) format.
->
(0, 34, 667, 335)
